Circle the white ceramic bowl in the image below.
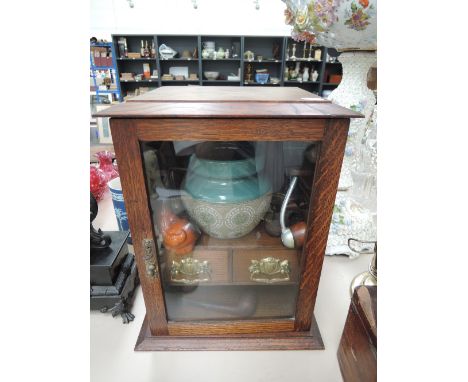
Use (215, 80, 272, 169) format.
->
(204, 71, 219, 80)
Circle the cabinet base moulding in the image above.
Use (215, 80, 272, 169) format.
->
(134, 315, 324, 351)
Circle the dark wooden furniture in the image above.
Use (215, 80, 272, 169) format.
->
(338, 286, 377, 382)
(90, 254, 139, 324)
(95, 86, 362, 350)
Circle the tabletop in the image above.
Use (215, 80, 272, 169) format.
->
(93, 86, 364, 119)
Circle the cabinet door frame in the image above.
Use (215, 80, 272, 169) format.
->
(110, 117, 349, 337)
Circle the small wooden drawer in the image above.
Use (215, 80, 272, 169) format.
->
(166, 249, 230, 284)
(232, 249, 300, 284)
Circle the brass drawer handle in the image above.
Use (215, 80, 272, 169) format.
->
(170, 258, 211, 284)
(248, 257, 290, 283)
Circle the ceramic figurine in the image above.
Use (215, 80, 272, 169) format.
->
(314, 49, 321, 61)
(284, 66, 289, 80)
(244, 50, 255, 61)
(217, 47, 225, 58)
(291, 43, 297, 60)
(302, 67, 309, 82)
(289, 66, 297, 80)
(285, 47, 290, 60)
(231, 41, 240, 58)
(224, 49, 230, 59)
(311, 69, 319, 82)
(90, 192, 111, 250)
(302, 41, 307, 59)
(272, 42, 281, 60)
(294, 61, 301, 78)
(245, 63, 253, 82)
(308, 46, 312, 61)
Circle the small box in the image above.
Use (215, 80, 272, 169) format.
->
(127, 52, 141, 59)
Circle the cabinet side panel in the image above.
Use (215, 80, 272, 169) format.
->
(294, 118, 349, 331)
(110, 118, 169, 335)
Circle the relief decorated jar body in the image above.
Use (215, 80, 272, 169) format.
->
(182, 142, 271, 239)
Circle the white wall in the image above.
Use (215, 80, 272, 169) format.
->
(90, 0, 291, 39)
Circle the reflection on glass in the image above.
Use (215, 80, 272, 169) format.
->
(142, 140, 316, 322)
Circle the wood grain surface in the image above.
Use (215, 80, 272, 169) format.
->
(168, 319, 294, 336)
(110, 119, 169, 336)
(294, 118, 350, 331)
(337, 286, 377, 382)
(95, 101, 363, 119)
(135, 118, 325, 141)
(135, 315, 324, 351)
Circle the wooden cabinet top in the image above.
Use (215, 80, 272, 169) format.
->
(95, 86, 363, 119)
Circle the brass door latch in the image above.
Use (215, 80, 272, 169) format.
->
(143, 238, 159, 279)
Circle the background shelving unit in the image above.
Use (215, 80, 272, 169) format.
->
(90, 42, 122, 103)
(111, 35, 343, 100)
(112, 35, 158, 101)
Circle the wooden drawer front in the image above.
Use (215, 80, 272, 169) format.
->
(167, 250, 230, 284)
(232, 249, 300, 284)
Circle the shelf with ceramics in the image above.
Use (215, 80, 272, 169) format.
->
(112, 34, 340, 93)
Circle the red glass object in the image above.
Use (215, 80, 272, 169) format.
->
(90, 165, 107, 201)
(95, 151, 119, 182)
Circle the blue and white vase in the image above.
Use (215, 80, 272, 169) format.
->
(108, 177, 129, 232)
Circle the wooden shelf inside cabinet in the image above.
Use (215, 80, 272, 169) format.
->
(161, 223, 301, 289)
(96, 85, 362, 351)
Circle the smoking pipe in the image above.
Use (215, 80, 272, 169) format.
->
(280, 176, 306, 249)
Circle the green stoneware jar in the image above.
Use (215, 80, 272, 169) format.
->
(182, 142, 272, 239)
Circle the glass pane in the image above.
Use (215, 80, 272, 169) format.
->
(141, 140, 317, 322)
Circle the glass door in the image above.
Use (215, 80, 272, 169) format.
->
(141, 140, 317, 322)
